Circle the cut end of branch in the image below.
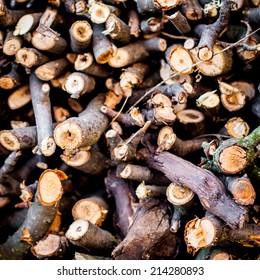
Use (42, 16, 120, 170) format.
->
(198, 47, 214, 61)
(61, 150, 91, 167)
(72, 197, 108, 226)
(231, 178, 256, 206)
(40, 136, 56, 157)
(65, 219, 89, 241)
(166, 183, 194, 206)
(0, 131, 20, 151)
(38, 169, 65, 206)
(185, 217, 217, 253)
(219, 145, 248, 174)
(54, 121, 83, 150)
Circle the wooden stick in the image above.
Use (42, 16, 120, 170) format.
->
(62, 72, 95, 99)
(136, 0, 159, 14)
(222, 175, 256, 206)
(218, 80, 246, 112)
(181, 0, 203, 21)
(112, 197, 178, 260)
(29, 73, 56, 156)
(154, 0, 184, 10)
(138, 147, 248, 229)
(195, 245, 233, 260)
(205, 126, 260, 174)
(69, 20, 92, 53)
(167, 11, 191, 35)
(165, 44, 194, 75)
(0, 151, 22, 184)
(31, 234, 69, 259)
(112, 121, 151, 162)
(196, 0, 233, 61)
(54, 94, 109, 150)
(0, 169, 66, 259)
(8, 85, 31, 110)
(35, 58, 69, 81)
(101, 106, 145, 127)
(127, 9, 140, 38)
(116, 163, 152, 181)
(72, 196, 108, 226)
(74, 53, 112, 78)
(108, 38, 166, 68)
(0, 125, 37, 151)
(92, 23, 113, 64)
(13, 13, 41, 36)
(196, 90, 220, 121)
(119, 63, 150, 90)
(140, 17, 163, 34)
(65, 219, 116, 255)
(224, 117, 250, 139)
(105, 169, 135, 238)
(136, 182, 167, 200)
(15, 47, 50, 68)
(104, 13, 131, 44)
(2, 30, 22, 56)
(88, 2, 111, 24)
(60, 149, 110, 175)
(0, 5, 28, 28)
(176, 109, 206, 137)
(0, 62, 23, 90)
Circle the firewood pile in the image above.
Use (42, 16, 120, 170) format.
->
(0, 0, 259, 260)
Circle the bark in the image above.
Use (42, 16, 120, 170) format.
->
(35, 58, 69, 81)
(69, 20, 92, 53)
(54, 94, 109, 150)
(138, 147, 248, 229)
(0, 170, 65, 259)
(16, 47, 50, 68)
(112, 198, 178, 259)
(8, 85, 31, 110)
(2, 30, 22, 56)
(65, 219, 116, 255)
(92, 23, 113, 64)
(196, 0, 234, 61)
(168, 11, 191, 35)
(105, 169, 135, 238)
(29, 73, 56, 156)
(60, 149, 110, 175)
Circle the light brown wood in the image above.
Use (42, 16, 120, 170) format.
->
(219, 145, 248, 174)
(136, 182, 167, 199)
(3, 30, 22, 56)
(168, 11, 191, 34)
(166, 45, 194, 74)
(16, 47, 50, 68)
(154, 0, 183, 10)
(157, 126, 177, 152)
(62, 72, 95, 99)
(225, 117, 250, 139)
(53, 106, 70, 122)
(118, 164, 152, 181)
(166, 183, 194, 206)
(219, 80, 246, 112)
(196, 90, 220, 119)
(13, 13, 42, 36)
(72, 196, 108, 226)
(38, 169, 66, 206)
(35, 58, 69, 81)
(8, 85, 31, 110)
(88, 2, 111, 24)
(69, 20, 92, 53)
(190, 44, 233, 77)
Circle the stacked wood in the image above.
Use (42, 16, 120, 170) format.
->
(0, 0, 259, 261)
